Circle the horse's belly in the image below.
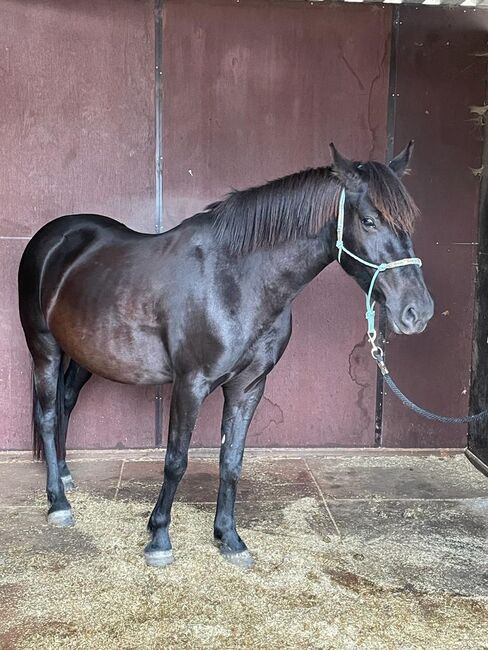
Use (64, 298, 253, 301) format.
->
(48, 307, 172, 385)
(76, 339, 171, 385)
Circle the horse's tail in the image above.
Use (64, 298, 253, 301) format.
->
(32, 358, 66, 461)
(32, 370, 40, 459)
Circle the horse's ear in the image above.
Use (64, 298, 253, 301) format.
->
(329, 143, 360, 188)
(389, 141, 414, 176)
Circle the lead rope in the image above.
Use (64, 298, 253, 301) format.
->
(336, 188, 488, 424)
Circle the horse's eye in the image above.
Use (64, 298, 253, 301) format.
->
(361, 217, 376, 229)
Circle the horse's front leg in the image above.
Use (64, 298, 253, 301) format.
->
(214, 377, 266, 568)
(145, 378, 207, 567)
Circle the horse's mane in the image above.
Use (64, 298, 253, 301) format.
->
(209, 163, 418, 255)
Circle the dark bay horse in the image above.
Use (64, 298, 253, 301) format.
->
(18, 144, 434, 568)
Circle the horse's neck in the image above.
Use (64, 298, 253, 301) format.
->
(243, 223, 336, 309)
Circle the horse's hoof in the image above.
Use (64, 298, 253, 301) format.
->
(144, 548, 174, 568)
(47, 509, 75, 528)
(221, 550, 255, 569)
(61, 475, 77, 492)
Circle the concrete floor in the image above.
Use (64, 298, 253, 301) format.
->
(0, 450, 487, 649)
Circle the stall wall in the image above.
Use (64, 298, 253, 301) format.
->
(0, 2, 485, 451)
(161, 0, 392, 446)
(0, 0, 156, 449)
(384, 8, 488, 447)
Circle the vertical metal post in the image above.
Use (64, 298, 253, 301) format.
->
(154, 0, 164, 447)
(468, 65, 488, 470)
(375, 6, 400, 447)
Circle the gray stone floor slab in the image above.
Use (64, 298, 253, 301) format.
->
(67, 459, 123, 499)
(117, 457, 318, 503)
(306, 454, 488, 500)
(326, 496, 488, 597)
(0, 507, 99, 565)
(0, 462, 45, 507)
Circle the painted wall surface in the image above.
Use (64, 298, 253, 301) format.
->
(1, 1, 484, 450)
(0, 0, 156, 450)
(383, 8, 487, 447)
(162, 0, 391, 446)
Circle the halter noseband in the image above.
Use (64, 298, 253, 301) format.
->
(336, 188, 422, 359)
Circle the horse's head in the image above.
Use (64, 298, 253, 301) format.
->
(330, 143, 434, 335)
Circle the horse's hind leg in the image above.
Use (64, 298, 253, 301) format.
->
(214, 376, 266, 568)
(145, 378, 207, 567)
(32, 335, 74, 527)
(57, 360, 92, 491)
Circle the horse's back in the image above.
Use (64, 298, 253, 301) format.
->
(18, 210, 266, 386)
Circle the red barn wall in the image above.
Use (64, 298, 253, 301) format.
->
(161, 0, 392, 446)
(383, 8, 488, 447)
(0, 1, 485, 450)
(0, 0, 156, 450)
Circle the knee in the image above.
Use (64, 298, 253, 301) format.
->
(164, 453, 188, 481)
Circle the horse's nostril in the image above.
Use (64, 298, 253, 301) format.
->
(402, 305, 419, 326)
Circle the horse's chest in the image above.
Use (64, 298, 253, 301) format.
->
(212, 315, 291, 379)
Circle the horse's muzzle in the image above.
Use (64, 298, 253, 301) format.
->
(388, 293, 434, 335)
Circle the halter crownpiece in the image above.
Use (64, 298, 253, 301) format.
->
(336, 188, 422, 358)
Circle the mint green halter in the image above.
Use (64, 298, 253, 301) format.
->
(335, 188, 422, 358)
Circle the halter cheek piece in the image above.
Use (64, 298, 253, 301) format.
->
(335, 188, 422, 359)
